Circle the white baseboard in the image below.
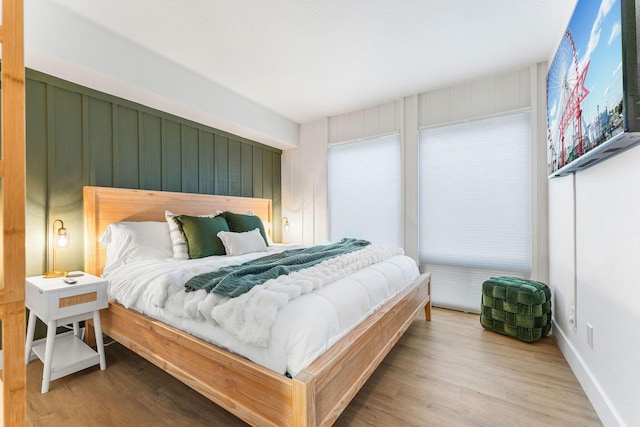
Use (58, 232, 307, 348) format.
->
(553, 320, 625, 427)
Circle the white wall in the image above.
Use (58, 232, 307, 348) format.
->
(281, 119, 328, 245)
(550, 144, 640, 426)
(285, 62, 640, 426)
(283, 65, 548, 283)
(23, 0, 299, 150)
(286, 62, 640, 425)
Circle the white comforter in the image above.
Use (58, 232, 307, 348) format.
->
(103, 244, 420, 377)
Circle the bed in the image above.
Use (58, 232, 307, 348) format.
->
(83, 185, 431, 426)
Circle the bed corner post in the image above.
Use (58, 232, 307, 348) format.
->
(292, 371, 316, 427)
(84, 321, 97, 347)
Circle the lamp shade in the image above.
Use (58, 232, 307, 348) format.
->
(44, 219, 69, 278)
(54, 225, 69, 248)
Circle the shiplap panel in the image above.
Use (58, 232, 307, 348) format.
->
(114, 106, 139, 189)
(419, 68, 531, 128)
(329, 113, 349, 143)
(140, 113, 162, 190)
(272, 152, 282, 227)
(363, 106, 379, 137)
(25, 80, 48, 275)
(449, 84, 472, 122)
(329, 101, 400, 143)
(23, 68, 282, 275)
(493, 72, 519, 112)
(378, 101, 398, 134)
(198, 130, 215, 194)
(470, 78, 494, 118)
(50, 87, 83, 196)
(300, 121, 319, 245)
(181, 125, 199, 194)
(241, 143, 253, 197)
(262, 150, 273, 200)
(422, 88, 451, 126)
(229, 139, 241, 196)
(214, 134, 229, 195)
(87, 97, 114, 187)
(253, 147, 264, 198)
(311, 121, 328, 242)
(403, 95, 419, 260)
(348, 110, 364, 141)
(519, 68, 532, 108)
(162, 119, 182, 192)
(49, 86, 84, 270)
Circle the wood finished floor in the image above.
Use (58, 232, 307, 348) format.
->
(26, 308, 602, 426)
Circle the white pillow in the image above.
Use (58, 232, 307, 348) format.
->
(99, 221, 172, 273)
(216, 209, 273, 245)
(217, 228, 268, 256)
(261, 220, 275, 246)
(165, 210, 189, 259)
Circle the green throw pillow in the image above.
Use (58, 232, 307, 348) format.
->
(175, 215, 230, 258)
(219, 211, 269, 246)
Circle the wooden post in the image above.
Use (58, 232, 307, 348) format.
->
(292, 371, 315, 427)
(2, 303, 26, 426)
(0, 0, 27, 425)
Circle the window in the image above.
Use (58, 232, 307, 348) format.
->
(419, 111, 531, 312)
(328, 134, 401, 247)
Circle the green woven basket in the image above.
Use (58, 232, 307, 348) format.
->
(480, 276, 551, 342)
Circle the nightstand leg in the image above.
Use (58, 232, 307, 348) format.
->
(93, 310, 106, 370)
(25, 311, 36, 364)
(73, 322, 80, 337)
(41, 319, 57, 393)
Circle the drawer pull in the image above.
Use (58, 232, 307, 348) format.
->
(59, 292, 97, 308)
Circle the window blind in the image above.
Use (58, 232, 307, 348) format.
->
(328, 134, 402, 247)
(419, 111, 531, 312)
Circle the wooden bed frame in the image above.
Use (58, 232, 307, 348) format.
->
(83, 185, 431, 426)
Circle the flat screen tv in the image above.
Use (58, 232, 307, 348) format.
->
(547, 0, 640, 178)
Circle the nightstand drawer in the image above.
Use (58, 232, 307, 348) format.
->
(25, 274, 108, 321)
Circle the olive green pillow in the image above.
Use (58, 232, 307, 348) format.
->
(219, 211, 269, 246)
(174, 215, 230, 258)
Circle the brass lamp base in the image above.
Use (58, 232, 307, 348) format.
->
(43, 270, 67, 278)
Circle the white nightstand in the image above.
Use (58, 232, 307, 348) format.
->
(25, 271, 108, 393)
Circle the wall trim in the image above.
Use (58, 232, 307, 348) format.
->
(553, 321, 625, 427)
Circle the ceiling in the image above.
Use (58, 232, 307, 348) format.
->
(47, 0, 577, 124)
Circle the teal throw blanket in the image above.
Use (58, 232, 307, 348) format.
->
(185, 238, 370, 297)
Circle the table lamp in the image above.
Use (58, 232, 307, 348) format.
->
(44, 219, 69, 278)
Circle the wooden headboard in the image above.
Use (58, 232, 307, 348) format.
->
(83, 186, 272, 276)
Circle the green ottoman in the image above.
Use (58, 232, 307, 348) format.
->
(480, 276, 551, 343)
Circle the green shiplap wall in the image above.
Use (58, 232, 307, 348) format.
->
(24, 69, 282, 276)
